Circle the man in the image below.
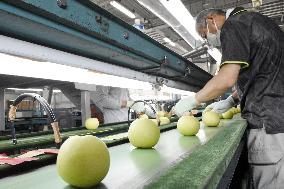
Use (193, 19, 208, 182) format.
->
(175, 7, 284, 188)
(90, 85, 145, 124)
(59, 83, 145, 124)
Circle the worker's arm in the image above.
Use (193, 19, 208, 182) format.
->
(174, 63, 241, 116)
(195, 63, 241, 103)
(197, 16, 251, 103)
(183, 18, 249, 115)
(91, 86, 122, 109)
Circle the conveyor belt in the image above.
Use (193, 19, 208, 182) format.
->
(0, 117, 180, 141)
(0, 122, 177, 178)
(0, 115, 247, 189)
(0, 117, 179, 154)
(146, 117, 247, 189)
(0, 121, 132, 141)
(0, 124, 128, 154)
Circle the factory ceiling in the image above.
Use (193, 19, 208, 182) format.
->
(90, 0, 284, 72)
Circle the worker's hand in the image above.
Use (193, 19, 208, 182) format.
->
(174, 96, 199, 117)
(206, 95, 235, 113)
(127, 101, 145, 113)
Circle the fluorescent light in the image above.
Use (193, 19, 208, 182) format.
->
(7, 88, 43, 92)
(160, 0, 202, 40)
(6, 88, 61, 93)
(161, 85, 195, 96)
(0, 53, 152, 90)
(110, 1, 136, 19)
(1, 51, 193, 96)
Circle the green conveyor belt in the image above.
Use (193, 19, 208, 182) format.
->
(0, 117, 179, 154)
(0, 120, 134, 141)
(0, 117, 179, 141)
(0, 124, 128, 153)
(0, 122, 178, 178)
(0, 114, 246, 189)
(145, 116, 247, 189)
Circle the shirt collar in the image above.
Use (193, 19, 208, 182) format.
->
(226, 8, 235, 19)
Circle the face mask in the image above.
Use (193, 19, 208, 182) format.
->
(206, 20, 221, 47)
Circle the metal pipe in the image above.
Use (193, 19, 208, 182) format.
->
(192, 58, 209, 63)
(182, 46, 208, 58)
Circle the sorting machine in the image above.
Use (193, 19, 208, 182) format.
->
(0, 1, 248, 188)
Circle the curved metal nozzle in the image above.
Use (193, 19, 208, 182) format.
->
(8, 93, 61, 146)
(127, 100, 160, 126)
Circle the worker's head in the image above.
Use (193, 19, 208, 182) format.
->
(196, 8, 226, 47)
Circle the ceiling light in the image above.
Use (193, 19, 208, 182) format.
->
(161, 85, 195, 96)
(159, 0, 202, 41)
(0, 53, 194, 95)
(110, 1, 136, 19)
(0, 53, 152, 90)
(6, 88, 61, 93)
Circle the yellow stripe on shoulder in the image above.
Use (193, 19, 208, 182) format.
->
(220, 61, 249, 68)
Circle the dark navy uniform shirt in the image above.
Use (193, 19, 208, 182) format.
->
(220, 9, 284, 134)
